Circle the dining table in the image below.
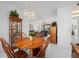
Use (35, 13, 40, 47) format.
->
(14, 36, 45, 57)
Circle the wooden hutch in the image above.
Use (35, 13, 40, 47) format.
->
(9, 16, 22, 47)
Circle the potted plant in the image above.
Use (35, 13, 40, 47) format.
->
(9, 10, 19, 20)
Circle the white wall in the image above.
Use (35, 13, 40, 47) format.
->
(57, 6, 72, 57)
(57, 6, 72, 47)
(72, 17, 79, 43)
(71, 19, 79, 43)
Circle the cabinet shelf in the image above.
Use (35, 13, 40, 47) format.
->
(9, 16, 22, 47)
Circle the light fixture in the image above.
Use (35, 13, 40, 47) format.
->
(72, 10, 79, 14)
(72, 10, 79, 17)
(72, 14, 79, 17)
(25, 2, 36, 20)
(72, 2, 79, 17)
(25, 11, 36, 19)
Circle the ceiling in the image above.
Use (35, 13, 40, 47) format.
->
(0, 1, 77, 9)
(0, 1, 78, 20)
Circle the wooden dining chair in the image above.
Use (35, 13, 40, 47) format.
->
(16, 32, 27, 40)
(0, 37, 28, 58)
(33, 38, 49, 58)
(12, 32, 28, 50)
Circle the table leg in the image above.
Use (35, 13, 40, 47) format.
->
(30, 48, 33, 58)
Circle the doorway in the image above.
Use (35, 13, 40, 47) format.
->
(49, 22, 57, 44)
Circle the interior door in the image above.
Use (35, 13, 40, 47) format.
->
(49, 22, 57, 44)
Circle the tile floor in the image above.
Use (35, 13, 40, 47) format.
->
(46, 43, 72, 58)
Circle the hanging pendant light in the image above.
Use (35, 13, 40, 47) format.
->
(25, 2, 36, 20)
(25, 10, 35, 19)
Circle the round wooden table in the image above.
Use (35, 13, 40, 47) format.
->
(14, 37, 45, 57)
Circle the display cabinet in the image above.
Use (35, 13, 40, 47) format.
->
(9, 16, 22, 47)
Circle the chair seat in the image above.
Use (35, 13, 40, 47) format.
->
(33, 48, 45, 58)
(14, 50, 28, 58)
(33, 47, 41, 56)
(0, 37, 28, 58)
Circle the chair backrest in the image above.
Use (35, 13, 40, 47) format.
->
(16, 32, 27, 39)
(37, 38, 49, 57)
(21, 32, 27, 39)
(0, 37, 15, 58)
